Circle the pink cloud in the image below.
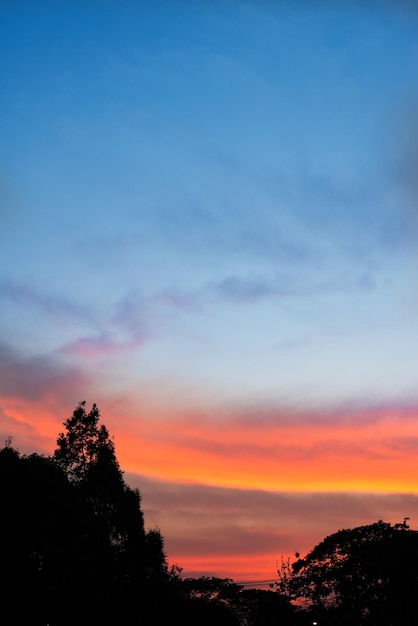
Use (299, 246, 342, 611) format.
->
(60, 334, 141, 359)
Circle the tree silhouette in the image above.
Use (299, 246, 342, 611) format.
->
(0, 402, 181, 625)
(176, 577, 242, 625)
(52, 401, 174, 624)
(8, 402, 397, 625)
(54, 400, 118, 484)
(284, 519, 418, 625)
(238, 588, 297, 626)
(0, 445, 90, 625)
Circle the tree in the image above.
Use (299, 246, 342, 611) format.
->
(284, 519, 418, 625)
(54, 400, 119, 484)
(0, 445, 88, 625)
(52, 401, 174, 624)
(1, 404, 177, 625)
(238, 588, 296, 626)
(53, 400, 146, 551)
(54, 401, 143, 564)
(175, 577, 297, 626)
(176, 577, 242, 625)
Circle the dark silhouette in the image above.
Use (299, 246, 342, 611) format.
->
(280, 519, 418, 625)
(3, 401, 417, 625)
(171, 576, 242, 625)
(1, 402, 173, 625)
(0, 442, 88, 625)
(239, 587, 298, 625)
(54, 401, 120, 485)
(173, 576, 297, 625)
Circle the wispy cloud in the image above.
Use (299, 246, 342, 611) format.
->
(0, 342, 90, 402)
(152, 289, 201, 312)
(106, 396, 418, 497)
(131, 473, 418, 579)
(0, 279, 91, 323)
(59, 333, 142, 359)
(0, 342, 101, 455)
(211, 275, 291, 302)
(0, 405, 50, 454)
(208, 271, 375, 303)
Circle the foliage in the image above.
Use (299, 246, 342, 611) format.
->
(181, 575, 243, 601)
(176, 577, 243, 625)
(284, 519, 418, 625)
(0, 446, 90, 625)
(54, 402, 148, 586)
(276, 555, 295, 600)
(54, 400, 119, 484)
(1, 402, 175, 625)
(7, 402, 418, 626)
(178, 577, 296, 626)
(238, 588, 296, 626)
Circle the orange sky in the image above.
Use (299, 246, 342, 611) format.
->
(3, 392, 418, 582)
(4, 394, 418, 493)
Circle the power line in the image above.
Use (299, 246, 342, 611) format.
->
(235, 578, 278, 588)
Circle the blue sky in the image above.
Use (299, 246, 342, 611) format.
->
(2, 0, 418, 581)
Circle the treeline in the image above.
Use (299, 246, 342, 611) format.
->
(2, 402, 418, 625)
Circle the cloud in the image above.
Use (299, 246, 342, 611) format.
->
(17, 289, 161, 361)
(0, 342, 91, 402)
(0, 279, 91, 323)
(211, 275, 291, 302)
(152, 289, 201, 312)
(59, 333, 142, 359)
(0, 279, 197, 367)
(2, 349, 418, 582)
(56, 288, 189, 362)
(0, 341, 101, 454)
(126, 269, 375, 317)
(209, 271, 375, 303)
(0, 405, 50, 455)
(129, 473, 418, 579)
(110, 397, 418, 496)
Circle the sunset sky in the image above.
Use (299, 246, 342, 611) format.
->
(2, 0, 418, 584)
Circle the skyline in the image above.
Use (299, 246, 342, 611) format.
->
(2, 0, 418, 582)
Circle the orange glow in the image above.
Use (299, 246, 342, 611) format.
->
(1, 395, 66, 452)
(168, 552, 280, 583)
(4, 395, 418, 582)
(113, 405, 418, 493)
(3, 396, 418, 493)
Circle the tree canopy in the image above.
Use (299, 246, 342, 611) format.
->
(54, 400, 119, 484)
(4, 401, 418, 626)
(283, 519, 418, 625)
(1, 402, 176, 625)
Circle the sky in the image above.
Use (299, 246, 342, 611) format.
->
(2, 0, 418, 584)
